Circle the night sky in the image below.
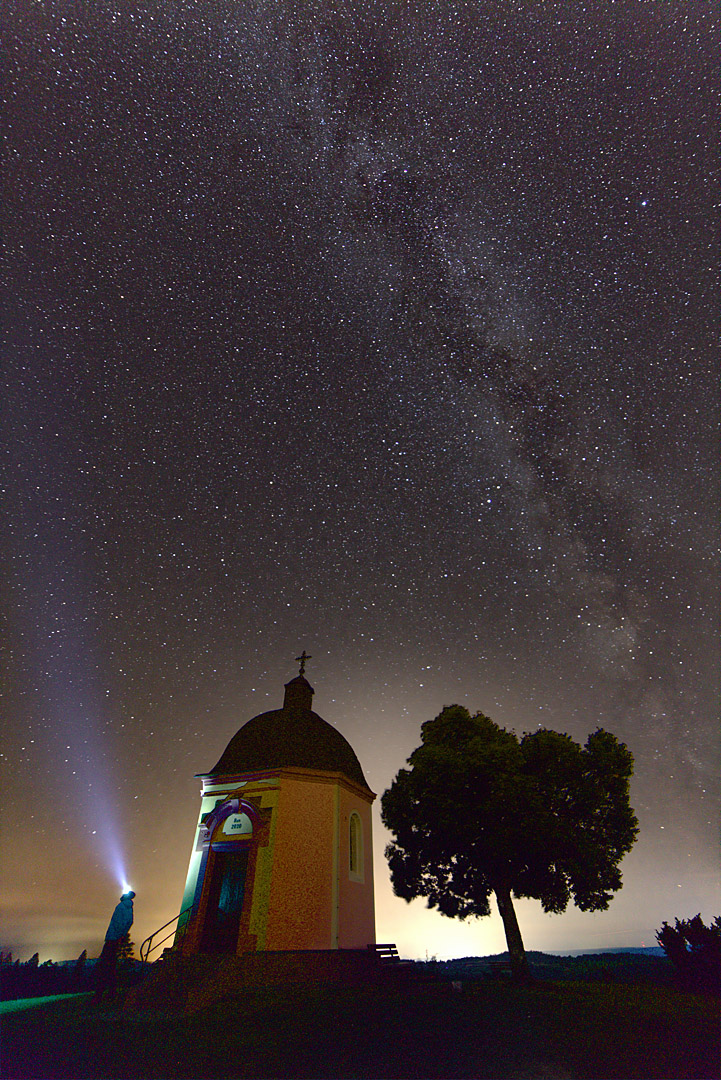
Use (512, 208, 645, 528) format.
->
(3, 1, 718, 963)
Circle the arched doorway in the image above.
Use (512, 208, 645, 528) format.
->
(200, 843, 250, 953)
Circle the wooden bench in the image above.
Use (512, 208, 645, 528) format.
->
(368, 943, 403, 964)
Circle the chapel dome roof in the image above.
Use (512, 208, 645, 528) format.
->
(205, 674, 371, 791)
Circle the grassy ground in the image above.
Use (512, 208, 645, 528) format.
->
(1, 978, 718, 1080)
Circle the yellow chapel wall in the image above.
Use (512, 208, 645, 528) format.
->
(337, 785, 376, 948)
(264, 772, 337, 950)
(174, 787, 233, 944)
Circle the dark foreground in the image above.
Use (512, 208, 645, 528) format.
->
(1, 979, 718, 1080)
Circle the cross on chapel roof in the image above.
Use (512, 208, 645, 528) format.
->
(295, 650, 312, 676)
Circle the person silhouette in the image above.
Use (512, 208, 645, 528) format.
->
(94, 891, 135, 1003)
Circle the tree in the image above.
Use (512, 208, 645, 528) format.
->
(381, 706, 638, 979)
(116, 932, 136, 964)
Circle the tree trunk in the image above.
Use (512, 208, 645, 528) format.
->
(494, 884, 531, 981)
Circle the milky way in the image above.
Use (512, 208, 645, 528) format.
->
(2, 1, 718, 960)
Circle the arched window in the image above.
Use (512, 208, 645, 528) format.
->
(349, 812, 363, 881)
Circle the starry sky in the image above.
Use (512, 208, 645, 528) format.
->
(2, 1, 718, 963)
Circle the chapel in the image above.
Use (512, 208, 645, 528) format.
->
(174, 655, 376, 956)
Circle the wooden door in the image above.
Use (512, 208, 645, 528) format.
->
(201, 847, 249, 953)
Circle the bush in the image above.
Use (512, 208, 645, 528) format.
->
(656, 914, 721, 991)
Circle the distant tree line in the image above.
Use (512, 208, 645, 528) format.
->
(0, 934, 139, 1001)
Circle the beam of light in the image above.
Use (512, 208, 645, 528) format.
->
(31, 598, 133, 893)
(9, 389, 132, 895)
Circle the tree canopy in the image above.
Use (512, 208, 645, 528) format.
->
(381, 706, 638, 977)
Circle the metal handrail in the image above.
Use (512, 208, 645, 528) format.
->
(139, 906, 193, 963)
